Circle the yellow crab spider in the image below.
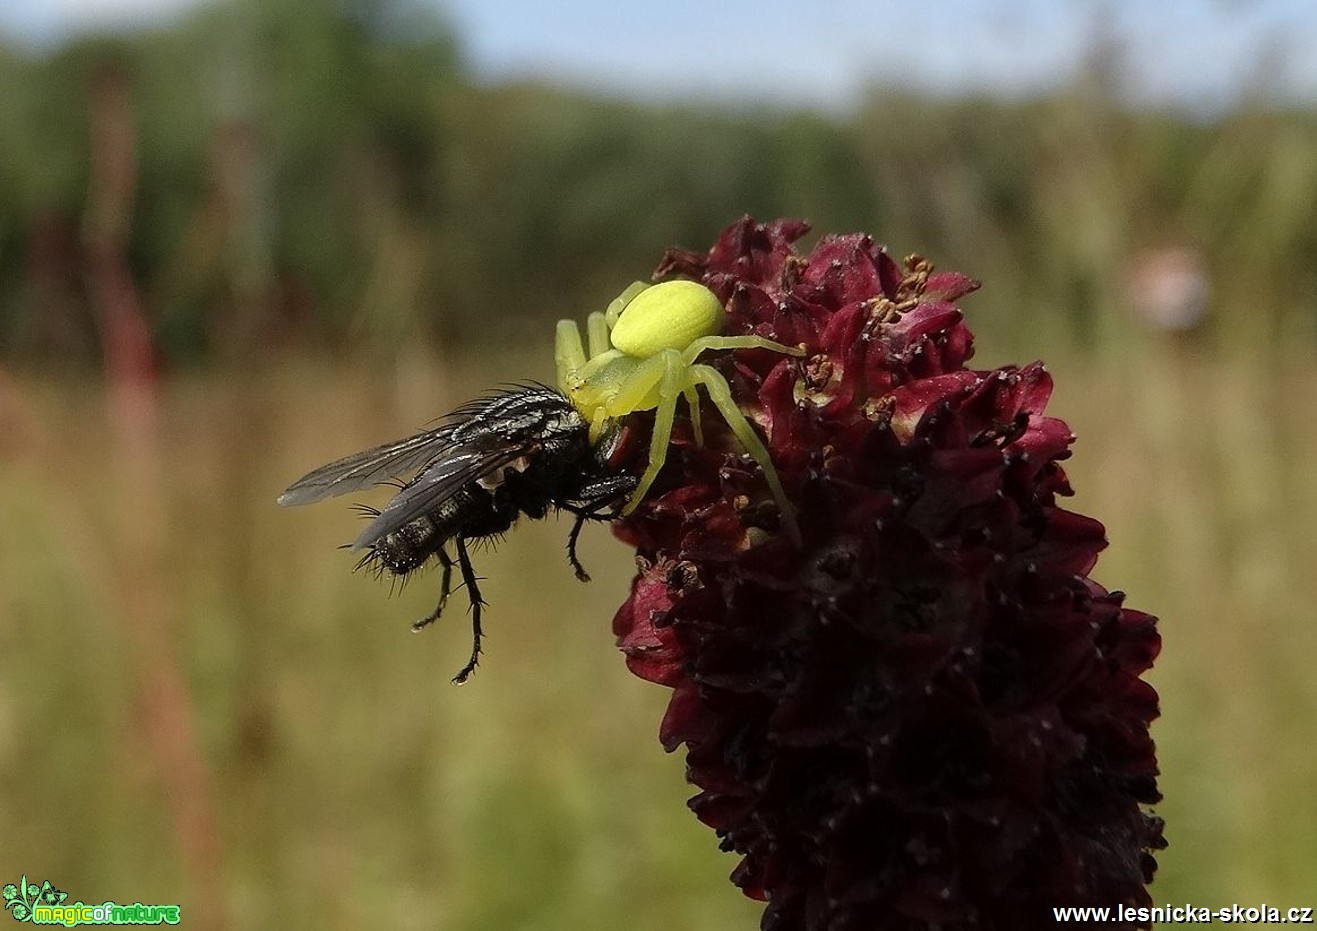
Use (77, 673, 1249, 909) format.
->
(555, 279, 804, 540)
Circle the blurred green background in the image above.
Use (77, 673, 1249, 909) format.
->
(1, 0, 1315, 927)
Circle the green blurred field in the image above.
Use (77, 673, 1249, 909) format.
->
(2, 340, 1315, 929)
(0, 354, 759, 930)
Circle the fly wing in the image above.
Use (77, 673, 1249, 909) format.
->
(280, 385, 584, 549)
(349, 441, 525, 549)
(277, 425, 460, 507)
(348, 387, 582, 548)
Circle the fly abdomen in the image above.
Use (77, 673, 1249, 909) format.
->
(370, 513, 443, 575)
(362, 483, 507, 576)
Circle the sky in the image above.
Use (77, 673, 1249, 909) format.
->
(1, 0, 1315, 113)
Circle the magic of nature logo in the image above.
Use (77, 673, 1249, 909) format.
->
(3, 876, 180, 926)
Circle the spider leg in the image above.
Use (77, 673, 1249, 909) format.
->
(691, 362, 801, 544)
(411, 547, 455, 631)
(601, 348, 667, 412)
(623, 351, 683, 514)
(604, 280, 650, 326)
(680, 333, 799, 450)
(451, 535, 487, 685)
(684, 385, 704, 446)
(555, 319, 587, 390)
(682, 334, 804, 361)
(586, 311, 611, 358)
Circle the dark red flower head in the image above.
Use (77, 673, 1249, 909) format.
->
(611, 218, 1164, 930)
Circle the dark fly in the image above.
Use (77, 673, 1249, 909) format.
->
(277, 385, 636, 683)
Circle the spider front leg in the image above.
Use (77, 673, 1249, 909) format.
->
(604, 281, 650, 326)
(556, 281, 649, 391)
(555, 319, 588, 389)
(586, 311, 610, 358)
(691, 362, 801, 544)
(619, 350, 684, 514)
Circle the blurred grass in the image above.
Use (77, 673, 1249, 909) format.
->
(2, 337, 1315, 928)
(0, 354, 765, 930)
(1055, 341, 1317, 907)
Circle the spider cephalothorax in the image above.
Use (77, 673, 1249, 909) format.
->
(554, 279, 803, 539)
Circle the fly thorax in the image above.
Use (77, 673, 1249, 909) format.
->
(477, 457, 532, 492)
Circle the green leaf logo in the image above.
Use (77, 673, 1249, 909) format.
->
(3, 876, 65, 923)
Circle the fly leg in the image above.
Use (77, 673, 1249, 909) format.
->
(410, 547, 454, 631)
(562, 475, 639, 582)
(565, 512, 591, 582)
(451, 535, 487, 684)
